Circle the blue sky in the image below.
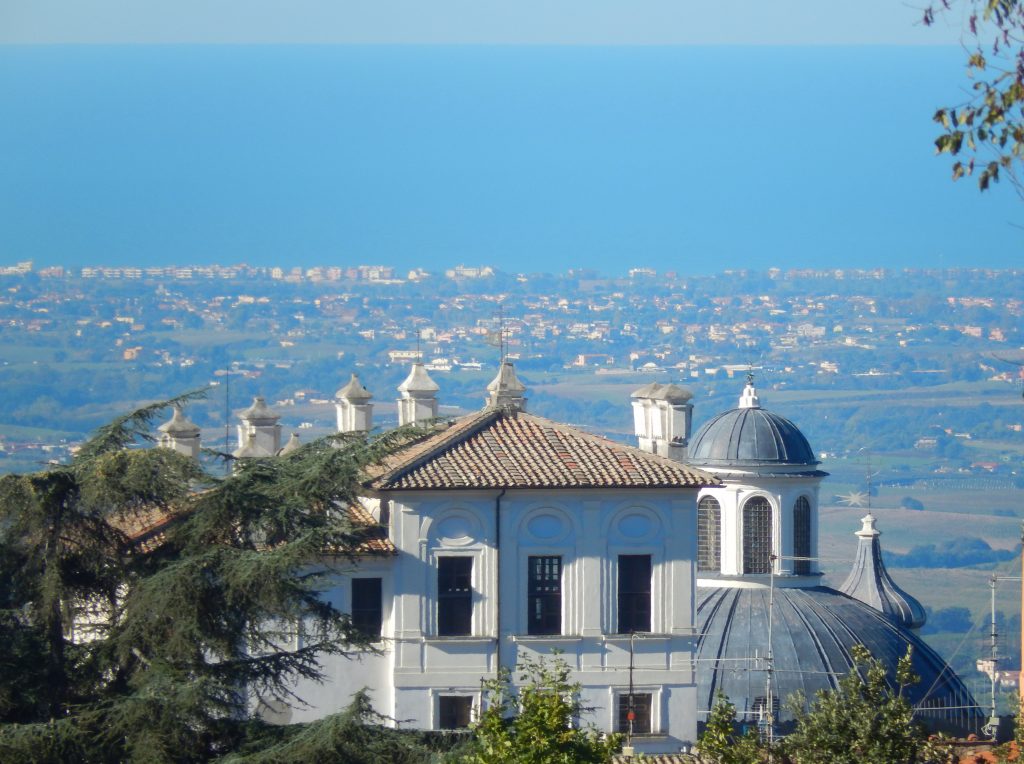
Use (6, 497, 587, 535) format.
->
(1, 3, 1019, 274)
(3, 1, 962, 46)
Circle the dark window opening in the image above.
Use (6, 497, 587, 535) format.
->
(438, 557, 473, 636)
(751, 695, 780, 721)
(438, 696, 473, 729)
(697, 496, 721, 572)
(793, 497, 811, 575)
(617, 692, 653, 734)
(351, 577, 383, 638)
(742, 497, 772, 574)
(528, 556, 562, 635)
(617, 555, 651, 633)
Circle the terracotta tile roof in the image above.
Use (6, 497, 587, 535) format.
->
(112, 502, 395, 556)
(344, 502, 395, 555)
(368, 408, 718, 491)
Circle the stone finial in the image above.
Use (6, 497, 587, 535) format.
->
(486, 361, 527, 411)
(738, 374, 761, 409)
(838, 513, 926, 629)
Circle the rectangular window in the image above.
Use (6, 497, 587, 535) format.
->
(617, 554, 651, 633)
(617, 692, 653, 734)
(527, 556, 562, 635)
(351, 577, 383, 638)
(438, 556, 473, 636)
(438, 696, 473, 730)
(752, 696, 780, 722)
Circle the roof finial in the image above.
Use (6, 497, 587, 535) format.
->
(738, 372, 760, 409)
(839, 513, 926, 629)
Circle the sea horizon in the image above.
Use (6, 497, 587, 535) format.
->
(2, 44, 1021, 274)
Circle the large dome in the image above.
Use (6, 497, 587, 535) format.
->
(696, 586, 980, 731)
(688, 406, 817, 467)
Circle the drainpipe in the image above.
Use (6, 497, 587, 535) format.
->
(495, 488, 507, 678)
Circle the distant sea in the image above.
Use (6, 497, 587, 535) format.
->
(0, 45, 1020, 275)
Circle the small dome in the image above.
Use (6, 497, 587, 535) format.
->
(159, 406, 199, 436)
(337, 373, 372, 401)
(688, 407, 817, 467)
(486, 361, 526, 394)
(239, 396, 279, 424)
(397, 363, 439, 394)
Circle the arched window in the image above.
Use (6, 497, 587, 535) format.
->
(697, 496, 721, 572)
(793, 497, 811, 575)
(742, 496, 772, 574)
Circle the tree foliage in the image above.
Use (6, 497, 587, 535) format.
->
(697, 693, 767, 764)
(927, 0, 1024, 193)
(458, 651, 621, 764)
(782, 645, 941, 764)
(0, 394, 421, 763)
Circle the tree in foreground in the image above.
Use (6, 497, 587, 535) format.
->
(696, 692, 767, 764)
(782, 645, 944, 764)
(0, 396, 426, 763)
(927, 0, 1024, 194)
(457, 651, 621, 764)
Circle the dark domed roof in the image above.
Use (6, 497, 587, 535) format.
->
(688, 406, 817, 467)
(696, 586, 980, 729)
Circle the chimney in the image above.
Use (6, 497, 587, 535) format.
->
(336, 373, 374, 433)
(630, 383, 692, 461)
(485, 361, 527, 412)
(157, 406, 201, 459)
(397, 362, 439, 426)
(234, 396, 281, 457)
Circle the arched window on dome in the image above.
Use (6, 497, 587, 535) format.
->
(742, 496, 772, 574)
(697, 496, 721, 572)
(793, 496, 811, 575)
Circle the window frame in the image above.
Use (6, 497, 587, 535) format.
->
(792, 496, 811, 575)
(616, 554, 652, 634)
(742, 495, 773, 574)
(350, 576, 383, 639)
(527, 555, 562, 636)
(437, 555, 474, 637)
(697, 495, 722, 572)
(615, 689, 656, 735)
(437, 694, 474, 730)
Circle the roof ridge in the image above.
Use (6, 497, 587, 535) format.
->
(514, 411, 719, 477)
(371, 408, 718, 491)
(367, 408, 504, 489)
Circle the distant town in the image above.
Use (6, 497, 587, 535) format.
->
(0, 260, 1021, 477)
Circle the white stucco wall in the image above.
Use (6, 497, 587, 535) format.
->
(277, 486, 703, 751)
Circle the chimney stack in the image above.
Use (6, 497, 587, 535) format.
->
(630, 383, 693, 461)
(397, 363, 439, 427)
(336, 373, 374, 433)
(158, 406, 201, 459)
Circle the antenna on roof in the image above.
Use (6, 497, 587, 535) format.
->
(499, 305, 507, 363)
(415, 329, 422, 363)
(224, 361, 231, 475)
